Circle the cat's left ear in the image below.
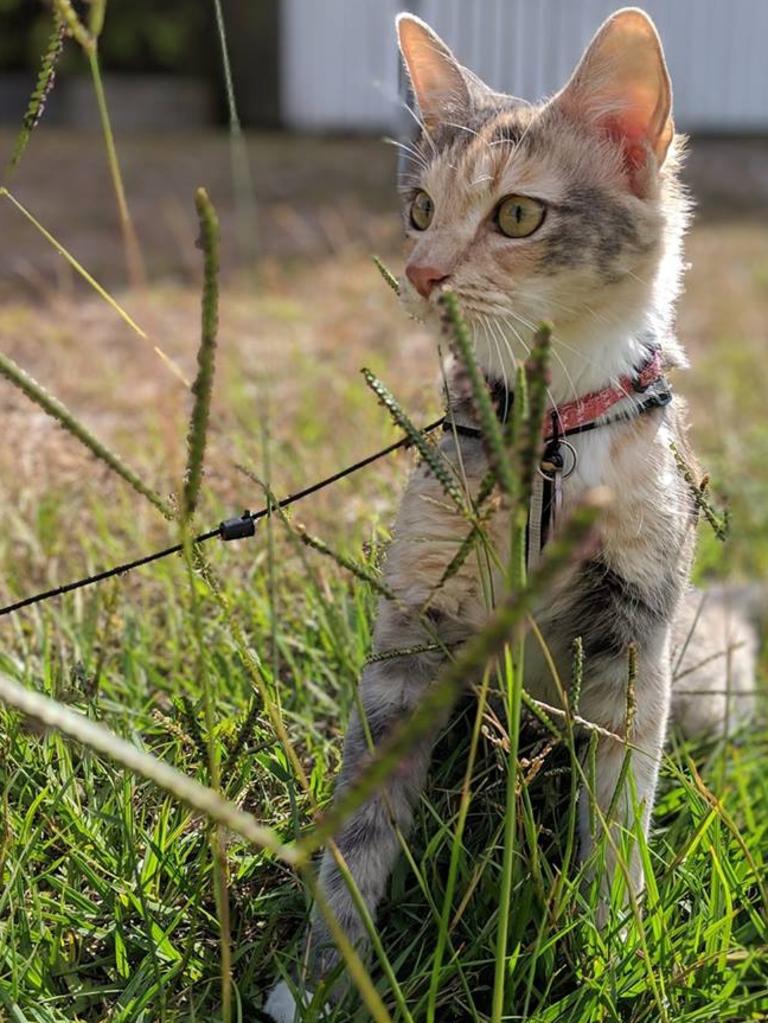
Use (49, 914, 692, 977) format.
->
(396, 14, 471, 130)
(551, 7, 673, 194)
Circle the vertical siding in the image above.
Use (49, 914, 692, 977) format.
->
(281, 0, 768, 132)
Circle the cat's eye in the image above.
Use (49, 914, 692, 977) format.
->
(410, 190, 434, 230)
(495, 195, 546, 238)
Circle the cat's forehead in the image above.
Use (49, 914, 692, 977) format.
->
(418, 104, 569, 216)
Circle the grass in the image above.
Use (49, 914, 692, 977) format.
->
(0, 204, 766, 1021)
(0, 28, 767, 1019)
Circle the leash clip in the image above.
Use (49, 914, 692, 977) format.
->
(538, 412, 578, 481)
(219, 510, 256, 541)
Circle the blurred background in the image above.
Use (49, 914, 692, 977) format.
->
(0, 0, 767, 283)
(0, 0, 766, 587)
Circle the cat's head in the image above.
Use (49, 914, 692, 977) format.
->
(395, 7, 689, 390)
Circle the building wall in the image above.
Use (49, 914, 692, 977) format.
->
(280, 0, 768, 133)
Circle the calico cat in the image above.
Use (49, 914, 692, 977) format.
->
(266, 8, 757, 1019)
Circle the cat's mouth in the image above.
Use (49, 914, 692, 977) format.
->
(399, 279, 484, 324)
(400, 287, 513, 332)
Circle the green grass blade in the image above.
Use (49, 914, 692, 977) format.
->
(427, 667, 491, 1022)
(295, 526, 398, 602)
(86, 46, 145, 285)
(0, 673, 292, 861)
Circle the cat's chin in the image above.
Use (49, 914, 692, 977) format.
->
(398, 288, 432, 324)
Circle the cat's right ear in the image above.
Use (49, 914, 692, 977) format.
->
(550, 8, 673, 194)
(396, 14, 470, 130)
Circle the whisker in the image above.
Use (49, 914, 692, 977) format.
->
(484, 314, 511, 423)
(385, 137, 430, 173)
(510, 311, 585, 410)
(497, 315, 573, 427)
(400, 101, 436, 156)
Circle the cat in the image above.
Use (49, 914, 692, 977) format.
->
(266, 8, 757, 1019)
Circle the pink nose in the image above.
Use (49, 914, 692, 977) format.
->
(406, 263, 450, 299)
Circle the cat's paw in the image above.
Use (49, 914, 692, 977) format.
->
(264, 980, 318, 1022)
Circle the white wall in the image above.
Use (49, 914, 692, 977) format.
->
(280, 0, 768, 132)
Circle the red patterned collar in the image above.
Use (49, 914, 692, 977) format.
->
(445, 348, 671, 443)
(547, 347, 666, 439)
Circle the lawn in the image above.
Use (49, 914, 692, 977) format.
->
(0, 127, 766, 1023)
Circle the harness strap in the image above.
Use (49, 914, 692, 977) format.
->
(444, 383, 672, 443)
(441, 365, 673, 574)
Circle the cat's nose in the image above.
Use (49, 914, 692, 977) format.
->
(406, 263, 450, 299)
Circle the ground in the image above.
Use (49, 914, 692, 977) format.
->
(0, 130, 766, 1022)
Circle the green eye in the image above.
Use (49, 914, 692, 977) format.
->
(496, 195, 546, 238)
(410, 190, 434, 230)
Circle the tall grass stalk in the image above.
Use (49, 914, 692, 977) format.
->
(372, 255, 401, 295)
(493, 645, 525, 1023)
(363, 367, 467, 513)
(440, 290, 516, 498)
(182, 535, 233, 1023)
(178, 185, 231, 1020)
(671, 440, 730, 541)
(437, 296, 556, 1021)
(183, 187, 220, 520)
(426, 667, 492, 1023)
(50, 0, 90, 50)
(0, 187, 187, 384)
(212, 0, 258, 264)
(52, 0, 144, 284)
(4, 6, 66, 179)
(87, 46, 145, 285)
(491, 364, 532, 1019)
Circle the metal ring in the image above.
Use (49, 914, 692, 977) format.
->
(538, 440, 578, 481)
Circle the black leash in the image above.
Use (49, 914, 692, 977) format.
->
(0, 418, 445, 618)
(1, 380, 673, 620)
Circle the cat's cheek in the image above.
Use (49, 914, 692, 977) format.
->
(493, 242, 542, 284)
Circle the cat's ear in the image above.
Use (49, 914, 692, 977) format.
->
(396, 14, 471, 130)
(552, 7, 673, 190)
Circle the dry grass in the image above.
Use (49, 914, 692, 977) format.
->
(1, 173, 766, 592)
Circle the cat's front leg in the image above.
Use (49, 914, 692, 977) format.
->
(265, 608, 456, 1020)
(578, 643, 671, 919)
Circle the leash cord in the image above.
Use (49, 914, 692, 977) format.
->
(1, 383, 672, 619)
(0, 417, 446, 619)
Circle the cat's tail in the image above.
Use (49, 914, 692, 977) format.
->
(671, 584, 765, 739)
